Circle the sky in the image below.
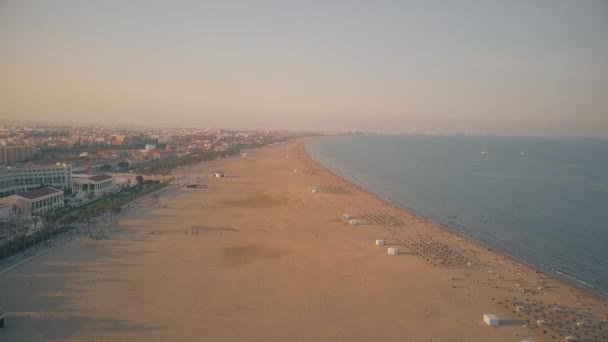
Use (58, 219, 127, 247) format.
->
(1, 0, 607, 136)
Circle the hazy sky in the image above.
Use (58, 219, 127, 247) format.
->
(1, 1, 607, 136)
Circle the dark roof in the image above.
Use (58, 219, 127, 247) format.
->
(88, 174, 113, 182)
(17, 187, 62, 200)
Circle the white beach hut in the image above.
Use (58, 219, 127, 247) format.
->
(349, 219, 358, 225)
(483, 314, 499, 326)
(376, 240, 385, 246)
(387, 247, 399, 255)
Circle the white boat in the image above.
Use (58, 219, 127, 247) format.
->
(480, 146, 487, 154)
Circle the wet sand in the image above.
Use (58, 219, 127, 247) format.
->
(0, 138, 606, 341)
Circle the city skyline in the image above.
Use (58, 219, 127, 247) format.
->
(1, 1, 607, 137)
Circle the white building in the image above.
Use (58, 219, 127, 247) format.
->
(0, 163, 72, 198)
(0, 187, 64, 218)
(72, 174, 116, 197)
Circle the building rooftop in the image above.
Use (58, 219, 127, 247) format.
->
(16, 187, 62, 200)
(73, 174, 113, 182)
(88, 174, 113, 182)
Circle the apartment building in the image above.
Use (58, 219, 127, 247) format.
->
(0, 163, 72, 198)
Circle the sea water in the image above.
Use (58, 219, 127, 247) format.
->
(308, 134, 608, 297)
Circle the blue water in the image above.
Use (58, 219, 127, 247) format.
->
(308, 134, 608, 297)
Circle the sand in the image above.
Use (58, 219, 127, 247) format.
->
(1, 138, 606, 341)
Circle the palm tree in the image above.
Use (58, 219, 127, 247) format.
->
(17, 225, 28, 252)
(110, 203, 122, 228)
(86, 191, 96, 201)
(86, 207, 97, 232)
(31, 216, 40, 232)
(77, 213, 87, 233)
(2, 227, 15, 258)
(57, 214, 73, 240)
(40, 213, 57, 240)
(32, 216, 40, 246)
(11, 204, 22, 222)
(6, 224, 16, 245)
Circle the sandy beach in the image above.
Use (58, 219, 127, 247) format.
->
(1, 137, 606, 342)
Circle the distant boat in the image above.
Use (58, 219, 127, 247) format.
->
(521, 152, 525, 156)
(481, 146, 487, 154)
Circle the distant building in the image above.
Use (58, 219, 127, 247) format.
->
(145, 144, 156, 151)
(0, 144, 36, 165)
(152, 151, 177, 160)
(72, 174, 116, 197)
(0, 163, 72, 198)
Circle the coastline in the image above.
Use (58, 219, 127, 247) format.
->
(305, 136, 608, 300)
(0, 137, 606, 341)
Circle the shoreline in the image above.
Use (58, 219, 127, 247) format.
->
(1, 137, 606, 341)
(304, 136, 608, 300)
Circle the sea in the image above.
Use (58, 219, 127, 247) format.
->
(307, 134, 608, 297)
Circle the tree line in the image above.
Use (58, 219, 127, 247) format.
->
(0, 179, 168, 260)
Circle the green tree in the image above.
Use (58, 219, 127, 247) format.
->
(6, 223, 16, 245)
(40, 213, 57, 240)
(86, 191, 96, 200)
(11, 204, 22, 222)
(99, 164, 112, 172)
(110, 203, 122, 228)
(17, 225, 28, 252)
(77, 213, 87, 231)
(31, 216, 39, 231)
(86, 207, 97, 232)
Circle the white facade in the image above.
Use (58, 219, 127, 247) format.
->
(483, 314, 499, 326)
(387, 247, 400, 255)
(27, 191, 64, 216)
(0, 163, 72, 198)
(4, 187, 65, 217)
(72, 174, 116, 197)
